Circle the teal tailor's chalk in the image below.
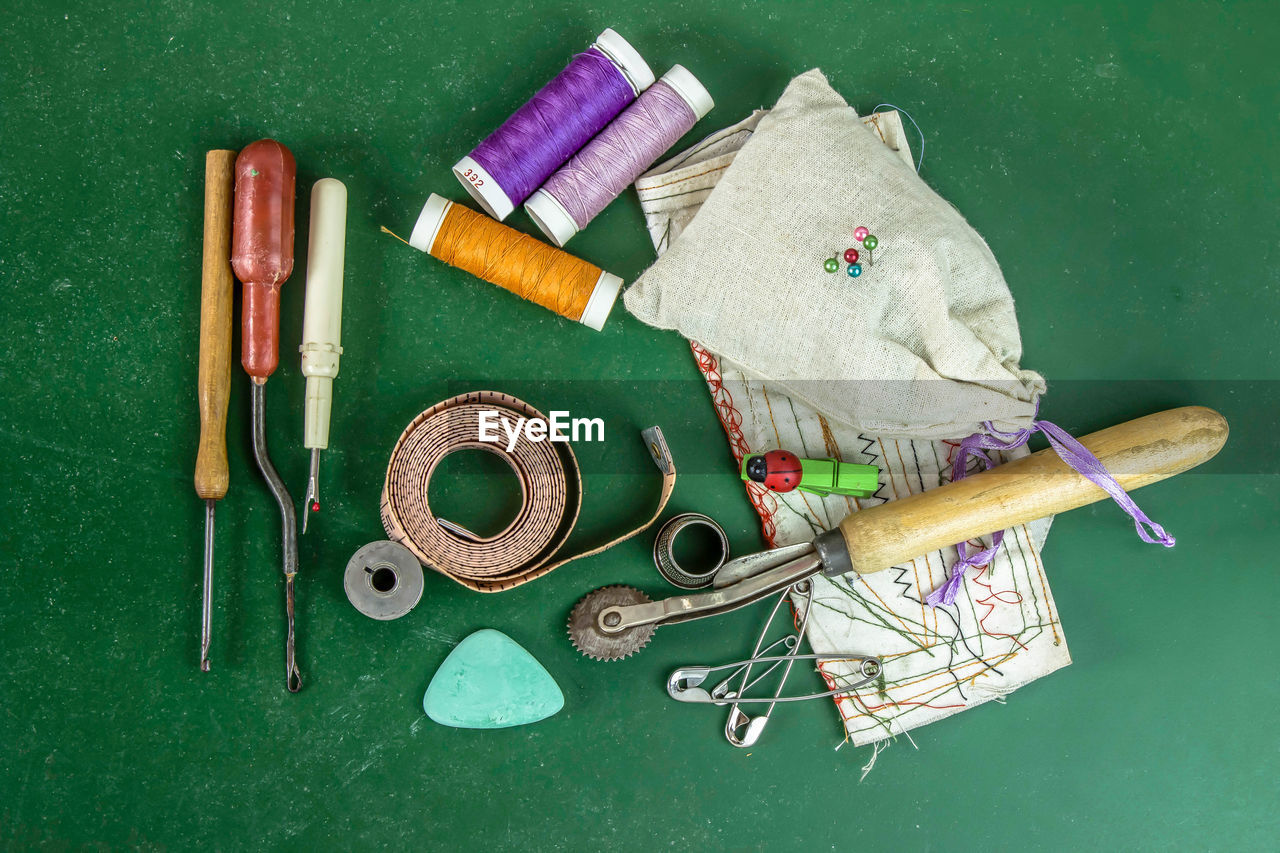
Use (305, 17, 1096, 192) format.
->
(423, 629, 564, 729)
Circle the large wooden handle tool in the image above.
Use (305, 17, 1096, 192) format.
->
(571, 407, 1229, 660)
(814, 406, 1229, 576)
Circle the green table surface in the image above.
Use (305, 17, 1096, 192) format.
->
(2, 1, 1277, 849)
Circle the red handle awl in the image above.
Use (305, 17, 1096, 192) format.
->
(232, 139, 296, 380)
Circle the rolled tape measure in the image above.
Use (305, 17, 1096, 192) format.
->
(378, 391, 676, 593)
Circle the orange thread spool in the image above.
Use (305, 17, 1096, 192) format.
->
(406, 194, 623, 330)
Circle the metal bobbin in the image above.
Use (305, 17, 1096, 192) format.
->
(344, 540, 425, 620)
(653, 513, 729, 589)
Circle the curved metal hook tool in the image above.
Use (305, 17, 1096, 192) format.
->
(252, 382, 302, 692)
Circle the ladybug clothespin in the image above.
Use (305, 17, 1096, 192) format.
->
(740, 450, 879, 498)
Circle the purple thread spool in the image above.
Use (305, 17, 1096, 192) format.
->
(453, 29, 654, 221)
(525, 66, 714, 246)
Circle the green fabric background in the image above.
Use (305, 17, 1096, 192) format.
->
(1, 1, 1277, 849)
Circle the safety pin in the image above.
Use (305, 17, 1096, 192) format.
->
(668, 654, 883, 704)
(709, 636, 798, 702)
(722, 581, 815, 747)
(665, 635, 796, 705)
(717, 584, 805, 705)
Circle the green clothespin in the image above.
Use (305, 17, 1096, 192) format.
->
(741, 450, 879, 498)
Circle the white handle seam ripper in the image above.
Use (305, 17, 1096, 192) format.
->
(300, 177, 348, 532)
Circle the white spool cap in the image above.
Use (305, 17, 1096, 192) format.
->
(593, 28, 655, 95)
(451, 156, 512, 221)
(580, 271, 624, 331)
(409, 193, 454, 253)
(524, 189, 579, 248)
(661, 64, 714, 120)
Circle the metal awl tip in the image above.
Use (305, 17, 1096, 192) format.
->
(201, 498, 215, 672)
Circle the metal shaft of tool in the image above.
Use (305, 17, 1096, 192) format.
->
(598, 553, 824, 634)
(201, 499, 216, 671)
(251, 381, 302, 692)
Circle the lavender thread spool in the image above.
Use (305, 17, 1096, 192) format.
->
(525, 65, 713, 246)
(452, 29, 654, 221)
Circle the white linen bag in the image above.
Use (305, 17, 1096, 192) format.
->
(624, 69, 1045, 439)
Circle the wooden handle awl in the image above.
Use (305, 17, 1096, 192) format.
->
(828, 406, 1228, 576)
(194, 150, 237, 501)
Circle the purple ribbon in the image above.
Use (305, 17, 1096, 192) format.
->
(925, 414, 1175, 608)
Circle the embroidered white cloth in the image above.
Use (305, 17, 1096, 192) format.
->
(630, 92, 1071, 746)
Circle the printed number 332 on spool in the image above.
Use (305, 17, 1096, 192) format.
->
(461, 168, 485, 188)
